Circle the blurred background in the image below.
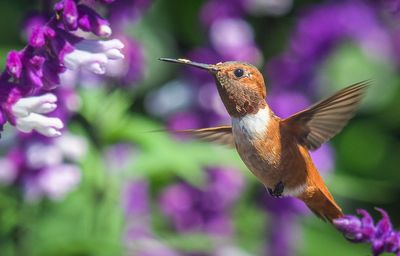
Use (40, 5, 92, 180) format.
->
(0, 0, 400, 255)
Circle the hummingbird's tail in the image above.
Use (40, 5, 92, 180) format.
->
(299, 186, 343, 223)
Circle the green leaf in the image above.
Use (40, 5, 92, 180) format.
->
(79, 87, 246, 185)
(318, 42, 397, 111)
(300, 219, 370, 256)
(163, 232, 215, 253)
(233, 199, 267, 253)
(328, 173, 397, 203)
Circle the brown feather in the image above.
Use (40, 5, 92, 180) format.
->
(172, 126, 234, 147)
(300, 187, 344, 222)
(295, 146, 343, 223)
(281, 80, 370, 150)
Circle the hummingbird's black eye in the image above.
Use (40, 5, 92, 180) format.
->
(234, 68, 244, 78)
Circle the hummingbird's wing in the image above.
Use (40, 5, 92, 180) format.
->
(172, 126, 234, 147)
(281, 81, 370, 151)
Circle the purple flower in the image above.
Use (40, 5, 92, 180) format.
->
(122, 180, 182, 256)
(22, 13, 47, 41)
(77, 4, 112, 38)
(334, 208, 400, 255)
(104, 143, 137, 173)
(159, 167, 244, 236)
(186, 48, 221, 83)
(13, 143, 82, 201)
(28, 164, 81, 201)
(209, 18, 261, 63)
(105, 37, 145, 85)
(0, 158, 18, 185)
(60, 0, 79, 31)
(205, 167, 245, 208)
(167, 112, 201, 132)
(0, 0, 124, 137)
(310, 144, 334, 175)
(259, 190, 305, 256)
(268, 91, 310, 118)
(123, 182, 147, 216)
(53, 132, 88, 160)
(122, 180, 150, 230)
(104, 145, 180, 254)
(0, 126, 87, 201)
(267, 214, 301, 256)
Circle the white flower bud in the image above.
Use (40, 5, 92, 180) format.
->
(12, 94, 64, 137)
(64, 39, 124, 74)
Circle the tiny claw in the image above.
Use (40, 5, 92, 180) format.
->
(267, 181, 285, 198)
(267, 187, 274, 196)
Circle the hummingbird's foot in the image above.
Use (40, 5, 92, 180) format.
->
(267, 181, 284, 198)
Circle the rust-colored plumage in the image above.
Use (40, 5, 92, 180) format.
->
(160, 58, 369, 223)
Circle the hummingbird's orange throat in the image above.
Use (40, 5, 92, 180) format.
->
(215, 69, 267, 117)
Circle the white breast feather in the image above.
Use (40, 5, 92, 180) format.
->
(282, 183, 306, 197)
(232, 107, 270, 140)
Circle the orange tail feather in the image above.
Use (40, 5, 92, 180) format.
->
(300, 187, 343, 223)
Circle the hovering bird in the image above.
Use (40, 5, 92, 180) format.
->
(159, 57, 369, 222)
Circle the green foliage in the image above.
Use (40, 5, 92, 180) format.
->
(301, 219, 370, 256)
(319, 43, 398, 111)
(232, 197, 267, 253)
(79, 87, 246, 186)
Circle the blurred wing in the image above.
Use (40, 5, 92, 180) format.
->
(174, 126, 234, 147)
(282, 80, 370, 151)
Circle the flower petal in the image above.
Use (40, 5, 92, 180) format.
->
(63, 0, 78, 30)
(77, 5, 112, 38)
(12, 93, 57, 117)
(6, 51, 23, 79)
(375, 208, 393, 237)
(15, 113, 63, 137)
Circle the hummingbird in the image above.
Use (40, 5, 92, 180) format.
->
(159, 57, 369, 222)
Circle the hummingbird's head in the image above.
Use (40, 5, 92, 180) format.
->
(159, 58, 267, 117)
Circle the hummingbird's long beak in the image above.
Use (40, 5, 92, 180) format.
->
(159, 58, 219, 73)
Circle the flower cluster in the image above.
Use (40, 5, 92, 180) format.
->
(334, 208, 400, 256)
(0, 0, 131, 203)
(0, 0, 124, 137)
(0, 132, 86, 201)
